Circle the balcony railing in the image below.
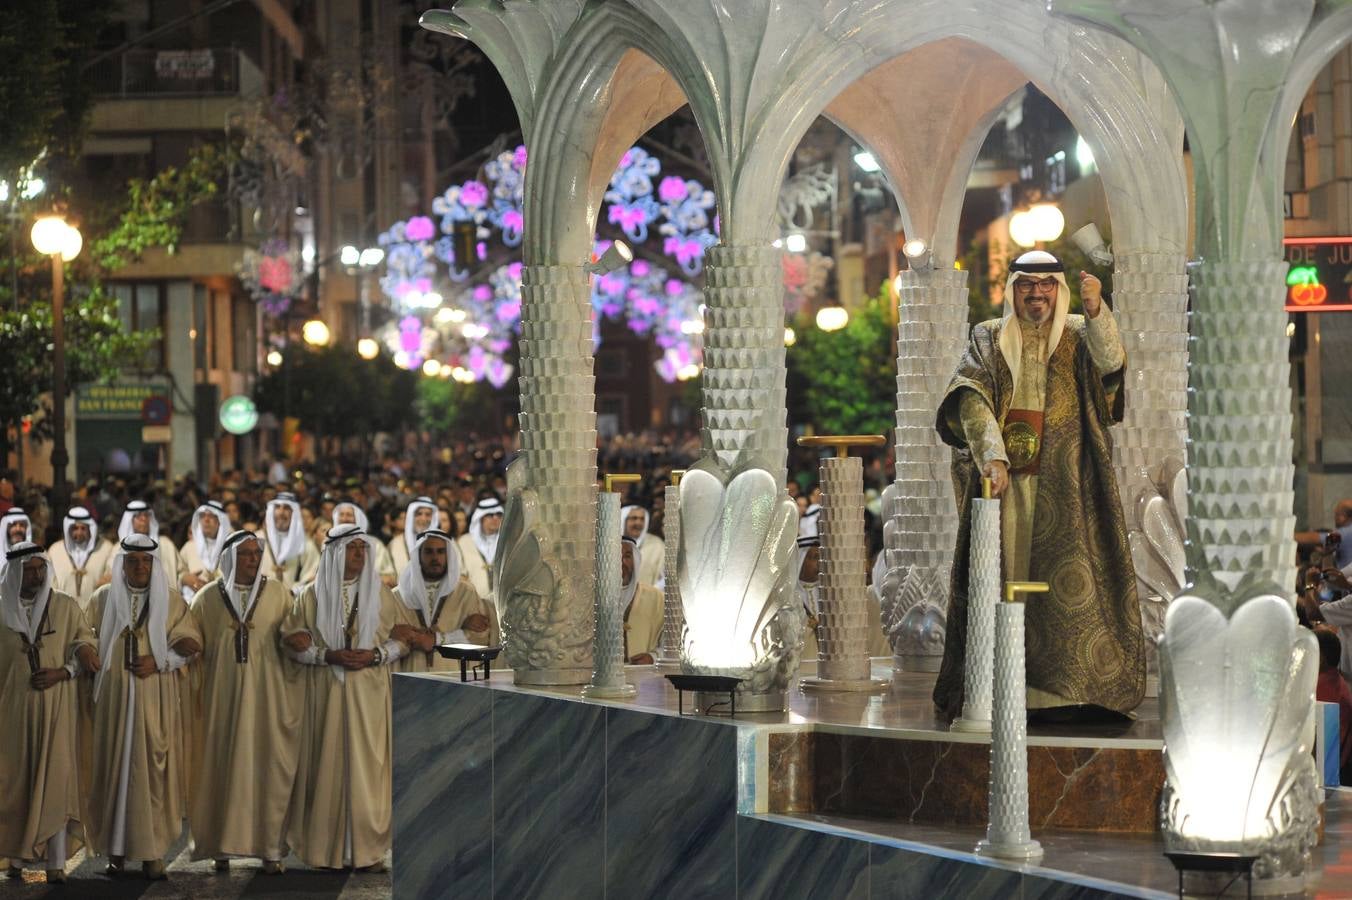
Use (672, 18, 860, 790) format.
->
(89, 47, 262, 99)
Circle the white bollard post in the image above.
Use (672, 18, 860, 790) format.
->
(657, 473, 685, 669)
(977, 580, 1047, 861)
(583, 476, 638, 699)
(953, 480, 1000, 732)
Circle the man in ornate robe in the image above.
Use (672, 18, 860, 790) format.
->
(86, 534, 203, 879)
(933, 250, 1143, 720)
(188, 530, 303, 874)
(392, 529, 495, 673)
(48, 506, 115, 609)
(0, 544, 98, 882)
(389, 496, 437, 575)
(281, 524, 407, 871)
(621, 537, 663, 665)
(179, 501, 232, 599)
(261, 492, 320, 595)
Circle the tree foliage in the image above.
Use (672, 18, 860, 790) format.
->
(0, 284, 154, 461)
(253, 345, 420, 442)
(91, 143, 236, 269)
(416, 375, 498, 437)
(786, 283, 896, 438)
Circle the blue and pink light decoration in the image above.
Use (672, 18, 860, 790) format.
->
(375, 143, 721, 384)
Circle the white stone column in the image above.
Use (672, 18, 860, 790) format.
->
(802, 453, 887, 693)
(505, 263, 597, 685)
(701, 244, 788, 478)
(881, 267, 969, 670)
(1110, 251, 1190, 496)
(1185, 260, 1296, 600)
(656, 482, 683, 669)
(583, 491, 634, 699)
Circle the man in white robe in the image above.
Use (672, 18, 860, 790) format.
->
(86, 534, 203, 879)
(0, 508, 32, 557)
(392, 530, 495, 672)
(281, 524, 407, 871)
(620, 505, 665, 590)
(104, 501, 189, 595)
(0, 544, 98, 883)
(455, 498, 502, 603)
(179, 501, 232, 600)
(388, 496, 437, 575)
(796, 534, 822, 665)
(47, 506, 115, 609)
(188, 531, 302, 874)
(333, 502, 396, 587)
(620, 537, 663, 665)
(262, 493, 320, 595)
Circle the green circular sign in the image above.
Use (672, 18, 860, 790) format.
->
(219, 395, 259, 435)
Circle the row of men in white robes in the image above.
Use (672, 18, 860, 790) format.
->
(0, 505, 665, 881)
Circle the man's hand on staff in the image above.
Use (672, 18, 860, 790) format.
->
(983, 460, 1010, 497)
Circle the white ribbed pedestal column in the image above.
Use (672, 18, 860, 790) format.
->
(977, 597, 1042, 861)
(952, 495, 1000, 732)
(701, 244, 788, 478)
(802, 455, 887, 693)
(882, 268, 968, 671)
(1185, 260, 1295, 603)
(1110, 251, 1189, 496)
(656, 483, 683, 670)
(583, 492, 634, 699)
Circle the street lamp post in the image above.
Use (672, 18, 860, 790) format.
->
(341, 244, 384, 341)
(30, 215, 82, 520)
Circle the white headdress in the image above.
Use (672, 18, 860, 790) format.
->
(468, 498, 504, 565)
(117, 500, 159, 542)
(798, 503, 821, 541)
(62, 506, 97, 571)
(265, 492, 305, 565)
(0, 508, 33, 556)
(396, 529, 461, 623)
(217, 530, 263, 619)
(191, 500, 233, 573)
(315, 523, 382, 681)
(619, 505, 652, 550)
(403, 496, 439, 555)
(1, 542, 51, 646)
(97, 533, 169, 699)
(998, 249, 1071, 389)
(332, 501, 370, 532)
(620, 536, 642, 612)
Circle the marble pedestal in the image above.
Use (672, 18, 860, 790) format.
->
(391, 667, 1218, 900)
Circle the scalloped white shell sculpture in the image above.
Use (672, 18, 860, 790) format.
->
(678, 462, 798, 670)
(1159, 594, 1318, 865)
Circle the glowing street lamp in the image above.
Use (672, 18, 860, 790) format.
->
(357, 337, 380, 360)
(816, 304, 849, 332)
(30, 214, 82, 514)
(302, 319, 331, 346)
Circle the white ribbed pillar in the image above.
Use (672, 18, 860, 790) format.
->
(583, 492, 634, 699)
(505, 263, 597, 684)
(1185, 260, 1296, 603)
(656, 483, 683, 669)
(701, 244, 787, 479)
(952, 494, 1000, 732)
(802, 455, 887, 692)
(881, 267, 969, 669)
(977, 598, 1042, 861)
(1110, 251, 1190, 497)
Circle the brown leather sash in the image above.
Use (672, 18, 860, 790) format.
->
(1002, 408, 1044, 475)
(218, 577, 267, 663)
